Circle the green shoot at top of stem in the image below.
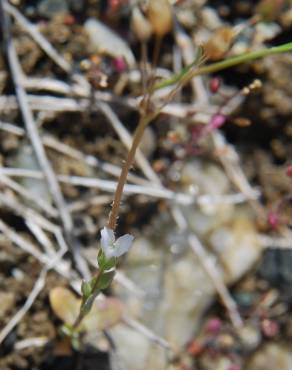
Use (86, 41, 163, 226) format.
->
(155, 42, 292, 90)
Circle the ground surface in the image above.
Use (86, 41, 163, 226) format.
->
(0, 1, 291, 369)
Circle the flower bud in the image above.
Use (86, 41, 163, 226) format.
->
(267, 211, 279, 230)
(261, 319, 279, 338)
(256, 0, 284, 22)
(208, 114, 226, 130)
(131, 6, 153, 42)
(204, 27, 236, 60)
(205, 317, 223, 334)
(209, 77, 221, 93)
(147, 0, 173, 37)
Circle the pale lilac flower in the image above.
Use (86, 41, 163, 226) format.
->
(100, 227, 134, 259)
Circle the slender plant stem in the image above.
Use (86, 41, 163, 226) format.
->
(152, 36, 162, 70)
(155, 42, 292, 90)
(141, 41, 148, 96)
(107, 114, 152, 230)
(73, 268, 103, 329)
(146, 35, 162, 99)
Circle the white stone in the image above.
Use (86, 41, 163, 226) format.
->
(84, 19, 135, 67)
(248, 344, 292, 370)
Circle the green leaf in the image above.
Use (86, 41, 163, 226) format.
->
(155, 42, 292, 90)
(97, 251, 116, 270)
(81, 280, 92, 299)
(154, 46, 204, 89)
(97, 269, 116, 290)
(80, 294, 97, 318)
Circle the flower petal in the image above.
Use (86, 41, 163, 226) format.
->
(100, 227, 115, 253)
(103, 246, 116, 259)
(114, 234, 134, 257)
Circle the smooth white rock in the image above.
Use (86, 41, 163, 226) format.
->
(84, 18, 136, 67)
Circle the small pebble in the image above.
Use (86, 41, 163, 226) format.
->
(238, 324, 261, 351)
(187, 339, 204, 356)
(217, 334, 234, 350)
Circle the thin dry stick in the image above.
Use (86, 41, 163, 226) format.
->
(0, 121, 149, 187)
(0, 268, 47, 344)
(43, 135, 150, 187)
(68, 195, 113, 213)
(22, 77, 137, 109)
(188, 234, 243, 329)
(25, 219, 56, 256)
(0, 173, 57, 217)
(0, 219, 48, 263)
(0, 167, 194, 204)
(0, 218, 71, 280)
(15, 337, 49, 351)
(0, 120, 25, 135)
(0, 191, 59, 234)
(0, 167, 252, 206)
(22, 76, 214, 118)
(123, 316, 172, 351)
(212, 130, 265, 219)
(0, 94, 215, 123)
(0, 5, 89, 279)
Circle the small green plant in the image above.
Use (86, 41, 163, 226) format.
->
(72, 2, 292, 334)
